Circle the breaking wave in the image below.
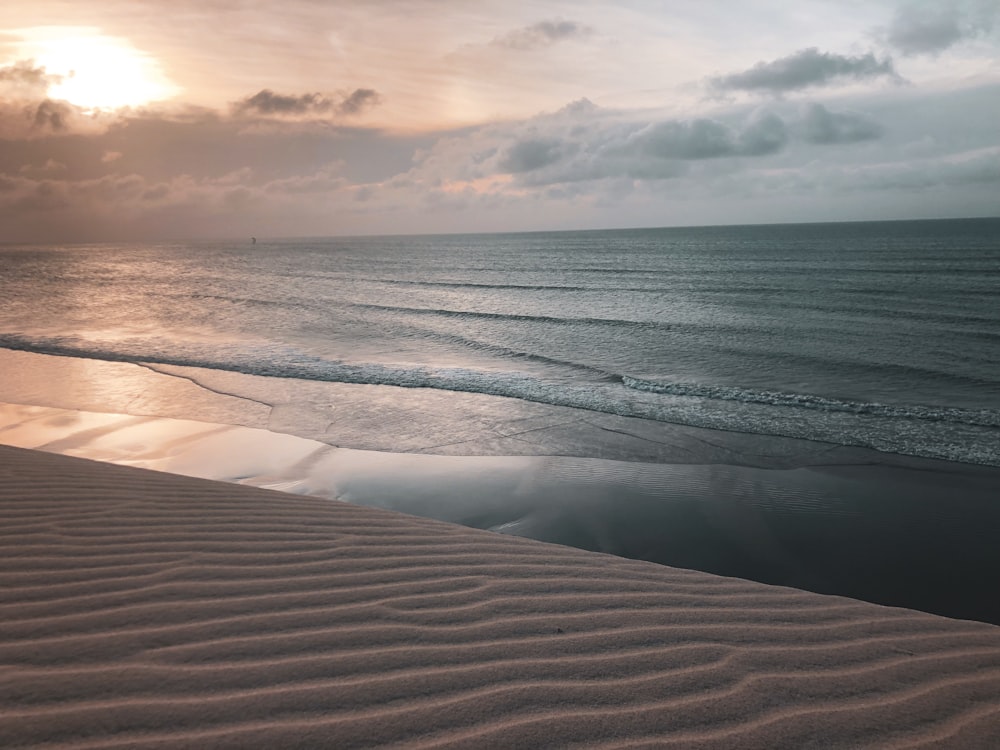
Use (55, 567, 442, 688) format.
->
(2, 333, 998, 466)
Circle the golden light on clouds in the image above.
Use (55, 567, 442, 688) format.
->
(14, 26, 179, 110)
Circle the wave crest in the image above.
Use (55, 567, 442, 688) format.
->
(622, 376, 1000, 428)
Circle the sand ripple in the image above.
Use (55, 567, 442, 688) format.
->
(2, 445, 999, 749)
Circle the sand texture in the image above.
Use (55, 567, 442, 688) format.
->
(2, 445, 1000, 749)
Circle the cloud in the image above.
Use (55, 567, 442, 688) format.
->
(711, 48, 899, 93)
(233, 88, 380, 118)
(602, 112, 789, 176)
(0, 168, 258, 239)
(602, 110, 789, 162)
(0, 160, 393, 241)
(887, 5, 963, 55)
(263, 166, 347, 194)
(492, 19, 592, 51)
(736, 111, 790, 155)
(499, 137, 569, 172)
(634, 119, 735, 160)
(0, 105, 426, 203)
(792, 146, 1000, 193)
(409, 98, 901, 196)
(18, 158, 66, 176)
(0, 98, 116, 139)
(0, 66, 995, 242)
(800, 103, 883, 144)
(0, 57, 126, 139)
(234, 89, 333, 116)
(412, 104, 798, 192)
(0, 60, 58, 93)
(337, 88, 380, 115)
(885, 2, 998, 55)
(31, 99, 75, 131)
(0, 62, 73, 138)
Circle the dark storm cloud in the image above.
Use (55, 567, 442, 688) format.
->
(800, 103, 883, 144)
(712, 48, 899, 93)
(493, 19, 592, 50)
(233, 88, 381, 117)
(886, 2, 998, 55)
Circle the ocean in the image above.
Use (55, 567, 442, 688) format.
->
(2, 217, 1000, 623)
(2, 217, 999, 465)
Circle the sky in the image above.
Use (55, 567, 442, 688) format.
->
(0, 0, 998, 242)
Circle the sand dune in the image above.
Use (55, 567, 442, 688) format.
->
(2, 445, 1000, 749)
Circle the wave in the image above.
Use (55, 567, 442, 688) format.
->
(622, 376, 1000, 428)
(379, 327, 618, 381)
(354, 277, 732, 295)
(2, 334, 998, 465)
(357, 305, 1000, 374)
(359, 278, 599, 292)
(355, 303, 667, 330)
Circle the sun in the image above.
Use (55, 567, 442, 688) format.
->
(14, 26, 179, 111)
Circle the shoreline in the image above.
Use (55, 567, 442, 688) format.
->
(2, 347, 999, 626)
(3, 347, 998, 471)
(2, 443, 999, 748)
(4, 400, 1000, 626)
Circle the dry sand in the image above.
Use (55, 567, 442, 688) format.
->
(2, 444, 1000, 749)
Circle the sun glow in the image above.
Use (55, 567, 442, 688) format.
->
(15, 27, 179, 111)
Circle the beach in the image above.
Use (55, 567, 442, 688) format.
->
(4, 443, 1000, 748)
(4, 347, 1000, 628)
(2, 221, 999, 746)
(3, 0, 1000, 742)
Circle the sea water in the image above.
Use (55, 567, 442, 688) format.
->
(2, 217, 998, 465)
